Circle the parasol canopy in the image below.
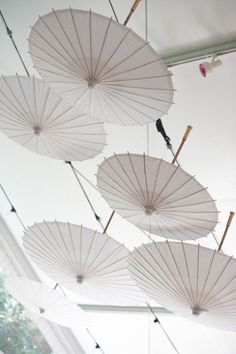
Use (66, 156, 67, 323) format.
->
(128, 241, 236, 331)
(23, 221, 146, 305)
(96, 153, 218, 240)
(4, 276, 87, 328)
(0, 75, 106, 160)
(28, 8, 174, 125)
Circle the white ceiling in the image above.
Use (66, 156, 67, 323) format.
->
(0, 1, 236, 353)
(1, 0, 236, 74)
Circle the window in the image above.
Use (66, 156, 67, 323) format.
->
(0, 271, 52, 354)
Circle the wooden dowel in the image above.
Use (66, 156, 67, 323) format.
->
(172, 125, 192, 165)
(103, 210, 115, 234)
(218, 211, 235, 251)
(123, 0, 142, 26)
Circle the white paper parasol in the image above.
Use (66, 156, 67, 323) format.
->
(0, 75, 106, 160)
(23, 221, 146, 305)
(96, 153, 218, 240)
(128, 241, 236, 331)
(4, 277, 87, 328)
(28, 8, 174, 125)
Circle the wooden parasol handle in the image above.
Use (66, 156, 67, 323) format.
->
(172, 125, 193, 165)
(218, 211, 235, 251)
(183, 125, 193, 141)
(123, 0, 142, 26)
(103, 210, 115, 235)
(131, 0, 142, 11)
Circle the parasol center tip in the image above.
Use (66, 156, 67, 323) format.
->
(192, 306, 205, 316)
(76, 275, 84, 284)
(87, 77, 98, 88)
(39, 307, 45, 314)
(33, 126, 41, 136)
(144, 205, 156, 215)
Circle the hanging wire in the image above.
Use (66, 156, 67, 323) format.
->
(0, 10, 30, 77)
(65, 161, 104, 230)
(148, 301, 151, 354)
(212, 231, 220, 248)
(145, 0, 150, 156)
(54, 283, 105, 353)
(146, 124, 150, 155)
(71, 165, 98, 192)
(67, 164, 114, 236)
(108, 0, 119, 22)
(0, 184, 26, 230)
(213, 229, 225, 253)
(53, 282, 59, 290)
(145, 0, 148, 41)
(146, 302, 179, 354)
(141, 229, 154, 242)
(86, 329, 105, 353)
(155, 119, 180, 166)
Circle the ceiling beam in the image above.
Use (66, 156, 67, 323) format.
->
(164, 39, 236, 67)
(80, 304, 171, 314)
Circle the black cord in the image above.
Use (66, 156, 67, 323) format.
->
(0, 10, 30, 77)
(155, 119, 180, 167)
(156, 119, 171, 147)
(0, 184, 26, 230)
(54, 283, 104, 353)
(65, 161, 104, 230)
(146, 303, 179, 353)
(108, 0, 119, 22)
(86, 328, 105, 353)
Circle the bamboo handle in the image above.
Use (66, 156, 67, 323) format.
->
(183, 125, 193, 141)
(103, 210, 115, 235)
(227, 211, 235, 227)
(172, 125, 193, 165)
(132, 0, 142, 12)
(218, 211, 235, 251)
(123, 0, 142, 25)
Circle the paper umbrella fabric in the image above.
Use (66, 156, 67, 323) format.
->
(128, 241, 236, 331)
(0, 75, 106, 160)
(23, 221, 146, 305)
(97, 153, 218, 240)
(28, 8, 174, 125)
